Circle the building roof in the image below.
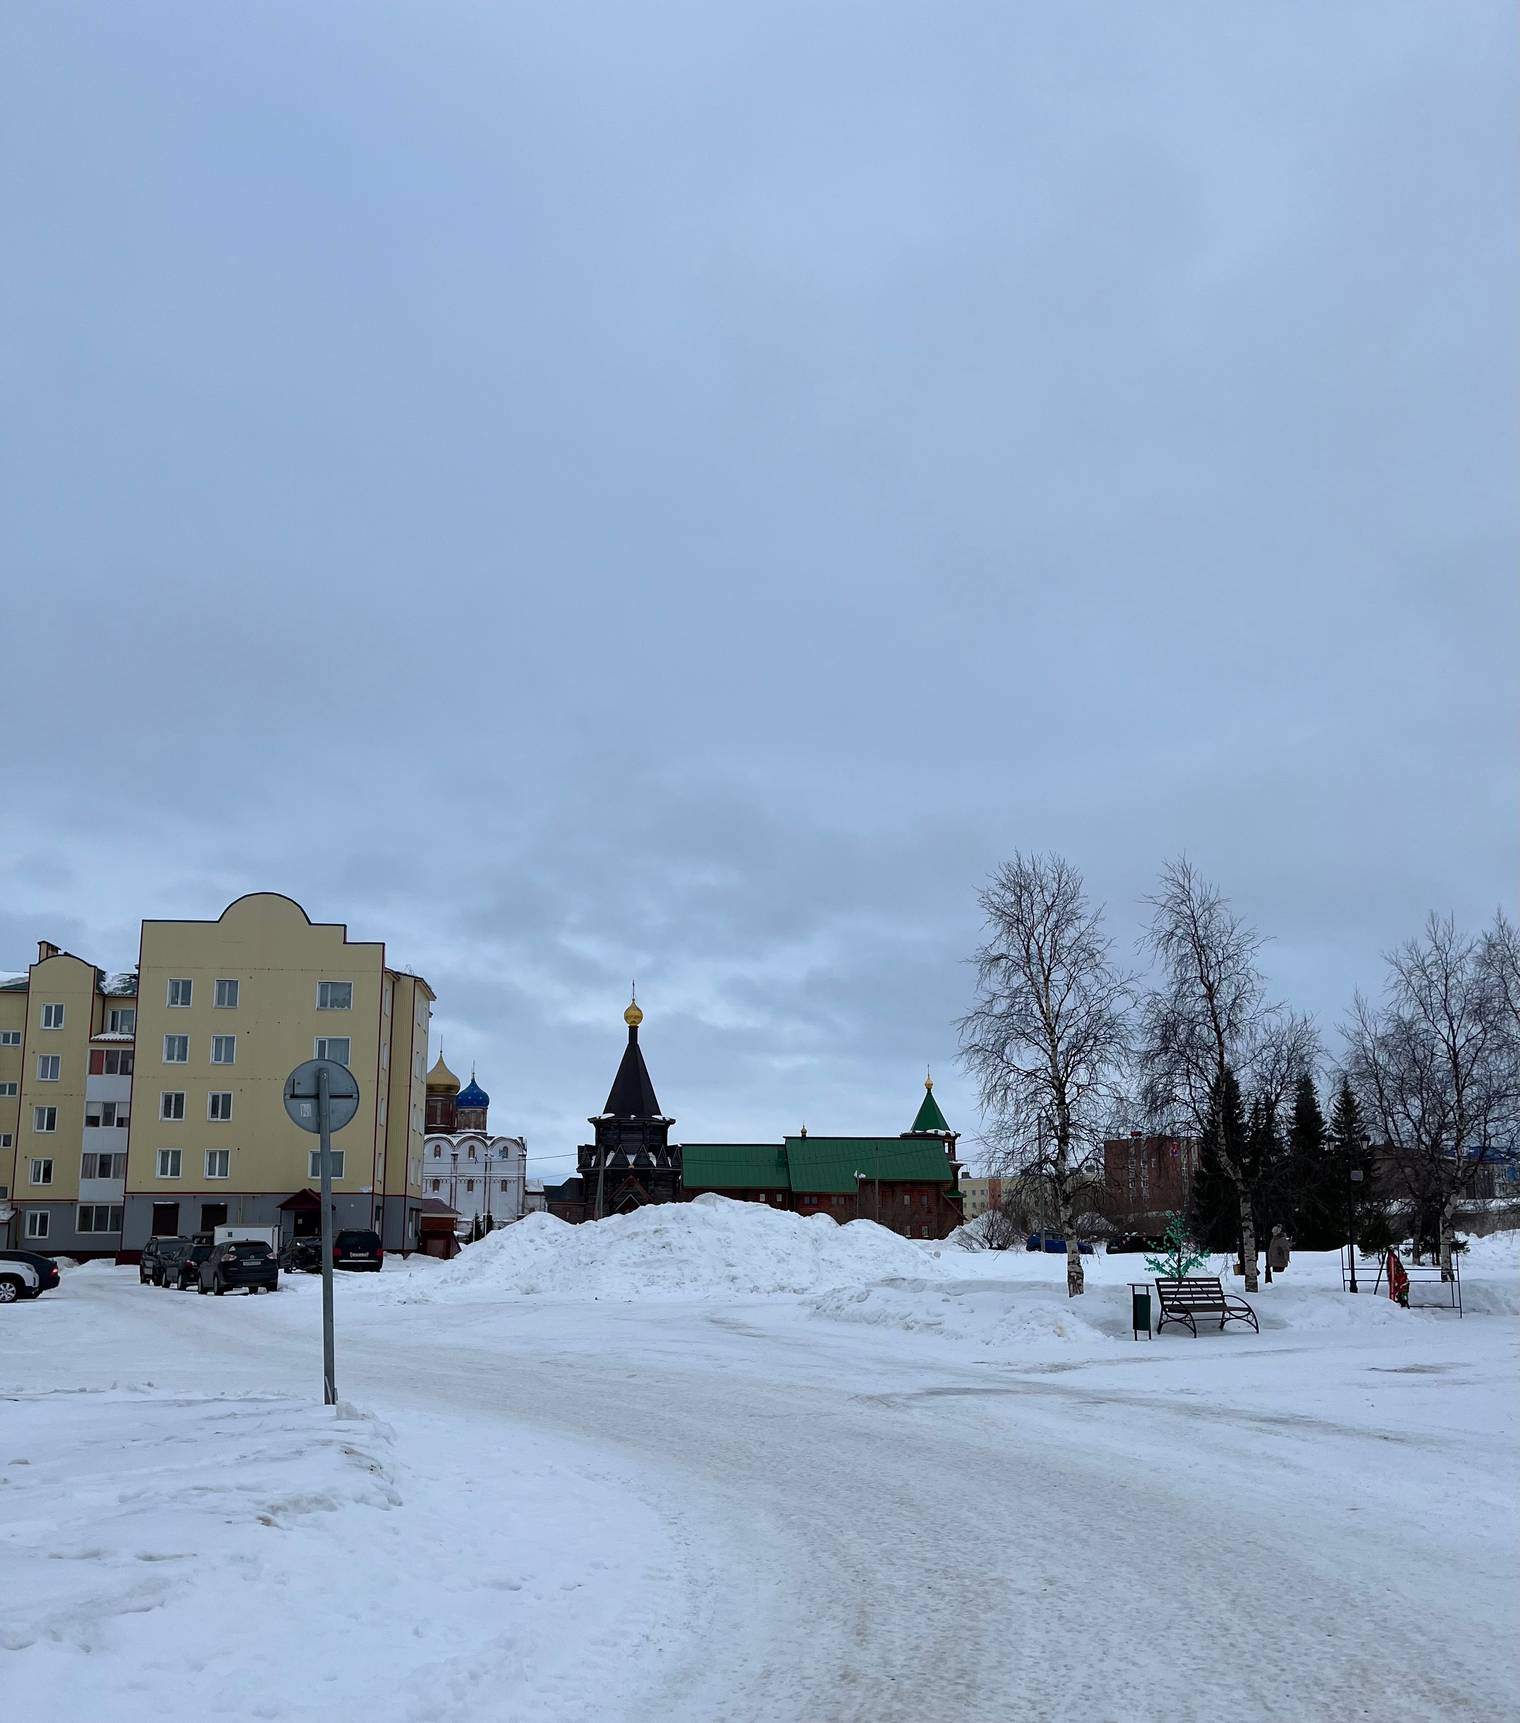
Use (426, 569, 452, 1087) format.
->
(455, 1075, 490, 1109)
(426, 1051, 460, 1095)
(604, 1025, 662, 1118)
(681, 1143, 792, 1192)
(784, 1136, 959, 1195)
(417, 1196, 459, 1217)
(908, 1078, 952, 1137)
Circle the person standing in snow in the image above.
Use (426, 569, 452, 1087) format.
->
(1267, 1226, 1291, 1276)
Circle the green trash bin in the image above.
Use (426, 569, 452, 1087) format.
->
(1130, 1284, 1152, 1341)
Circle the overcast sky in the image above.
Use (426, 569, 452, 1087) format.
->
(2, 3, 1514, 1176)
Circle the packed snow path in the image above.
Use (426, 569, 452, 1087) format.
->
(5, 1252, 1516, 1723)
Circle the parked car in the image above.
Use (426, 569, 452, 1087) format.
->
(1025, 1233, 1095, 1256)
(197, 1238, 279, 1295)
(0, 1248, 60, 1302)
(279, 1235, 324, 1273)
(168, 1241, 215, 1289)
(140, 1235, 191, 1286)
(332, 1229, 384, 1272)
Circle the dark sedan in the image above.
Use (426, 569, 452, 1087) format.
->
(140, 1235, 191, 1286)
(279, 1235, 324, 1273)
(167, 1241, 215, 1289)
(0, 1248, 61, 1299)
(197, 1239, 279, 1295)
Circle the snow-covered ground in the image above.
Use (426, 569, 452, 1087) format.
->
(3, 1203, 1516, 1722)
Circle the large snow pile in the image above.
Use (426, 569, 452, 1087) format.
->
(814, 1276, 1121, 1347)
(385, 1193, 940, 1302)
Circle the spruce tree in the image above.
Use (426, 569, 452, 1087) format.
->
(1286, 1072, 1338, 1248)
(1327, 1076, 1377, 1253)
(1188, 1066, 1247, 1254)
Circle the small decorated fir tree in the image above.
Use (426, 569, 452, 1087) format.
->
(1144, 1212, 1209, 1281)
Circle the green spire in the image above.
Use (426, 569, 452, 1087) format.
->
(909, 1072, 951, 1136)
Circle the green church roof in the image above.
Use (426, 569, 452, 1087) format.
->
(908, 1080, 952, 1136)
(783, 1136, 958, 1195)
(680, 1143, 791, 1191)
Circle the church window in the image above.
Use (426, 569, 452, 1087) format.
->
(433, 1145, 441, 1158)
(431, 1179, 440, 1192)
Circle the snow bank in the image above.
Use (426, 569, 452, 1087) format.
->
(814, 1276, 1120, 1347)
(383, 1193, 939, 1303)
(1, 1387, 673, 1723)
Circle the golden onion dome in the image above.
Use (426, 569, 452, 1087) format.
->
(624, 994, 644, 1027)
(425, 1050, 460, 1094)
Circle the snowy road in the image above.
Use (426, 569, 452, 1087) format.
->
(5, 1257, 1517, 1723)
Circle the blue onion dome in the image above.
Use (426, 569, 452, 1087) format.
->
(456, 1075, 490, 1109)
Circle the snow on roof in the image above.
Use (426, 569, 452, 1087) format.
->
(101, 972, 138, 997)
(90, 1030, 136, 1043)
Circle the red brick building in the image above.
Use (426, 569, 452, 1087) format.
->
(1102, 1132, 1201, 1230)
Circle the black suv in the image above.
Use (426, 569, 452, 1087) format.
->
(197, 1239, 279, 1295)
(279, 1235, 324, 1273)
(333, 1229, 384, 1272)
(0, 1248, 60, 1300)
(140, 1235, 191, 1286)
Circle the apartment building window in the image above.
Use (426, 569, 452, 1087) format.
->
(41, 1003, 65, 1029)
(90, 1048, 135, 1076)
(211, 1035, 236, 1065)
(308, 1150, 345, 1179)
(77, 1204, 124, 1233)
(167, 979, 192, 1008)
(33, 1106, 57, 1132)
(36, 1054, 60, 1082)
(85, 1101, 127, 1128)
(205, 1149, 230, 1179)
(107, 1006, 136, 1033)
(317, 981, 352, 1011)
(0, 1133, 11, 1149)
(0, 1029, 21, 1045)
(160, 1092, 186, 1121)
(214, 978, 240, 1009)
(0, 1081, 16, 1097)
(314, 1037, 350, 1065)
(156, 1149, 182, 1179)
(29, 1158, 53, 1185)
(208, 1092, 233, 1122)
(383, 982, 392, 1016)
(163, 1035, 188, 1064)
(24, 1210, 49, 1240)
(81, 1152, 125, 1179)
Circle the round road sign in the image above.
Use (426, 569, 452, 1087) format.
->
(283, 1059, 362, 1134)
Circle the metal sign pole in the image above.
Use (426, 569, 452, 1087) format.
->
(318, 1065, 337, 1406)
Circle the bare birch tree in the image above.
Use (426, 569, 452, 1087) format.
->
(959, 853, 1133, 1297)
(1344, 914, 1513, 1279)
(1137, 857, 1303, 1293)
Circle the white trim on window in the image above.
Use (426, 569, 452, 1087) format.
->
(36, 1054, 60, 1082)
(24, 1209, 50, 1240)
(0, 1081, 16, 1098)
(208, 1091, 233, 1122)
(204, 1149, 230, 1179)
(155, 1148, 182, 1179)
(32, 1106, 57, 1133)
(211, 1034, 236, 1065)
(167, 978, 193, 1008)
(214, 978, 239, 1009)
(41, 1003, 65, 1029)
(163, 1035, 188, 1064)
(29, 1157, 54, 1185)
(160, 1091, 186, 1121)
(107, 1006, 137, 1033)
(317, 981, 353, 1011)
(308, 1149, 345, 1179)
(314, 1036, 351, 1065)
(0, 1029, 21, 1045)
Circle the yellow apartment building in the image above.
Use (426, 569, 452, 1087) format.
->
(1, 893, 434, 1258)
(0, 944, 138, 1255)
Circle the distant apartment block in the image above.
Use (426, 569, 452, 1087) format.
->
(0, 894, 434, 1257)
(1102, 1132, 1201, 1230)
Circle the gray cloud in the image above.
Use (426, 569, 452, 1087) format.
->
(2, 2, 1514, 1171)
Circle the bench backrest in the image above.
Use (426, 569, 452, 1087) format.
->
(1155, 1276, 1228, 1308)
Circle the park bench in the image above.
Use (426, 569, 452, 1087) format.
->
(1154, 1275, 1259, 1337)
